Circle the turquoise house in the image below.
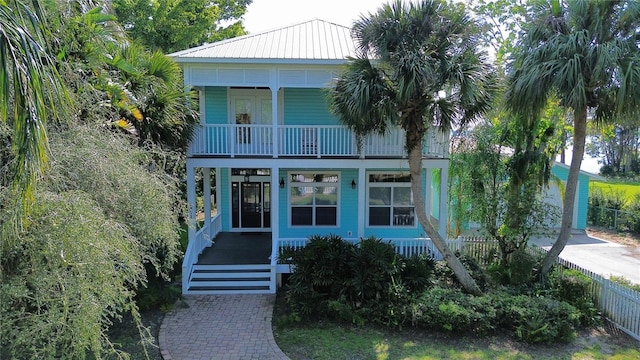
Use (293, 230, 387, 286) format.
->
(170, 20, 451, 294)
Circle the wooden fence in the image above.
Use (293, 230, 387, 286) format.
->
(457, 236, 640, 342)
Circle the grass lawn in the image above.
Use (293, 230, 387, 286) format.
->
(591, 181, 640, 201)
(273, 320, 640, 360)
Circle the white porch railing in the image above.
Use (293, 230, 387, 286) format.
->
(188, 124, 449, 158)
(277, 237, 461, 262)
(181, 214, 222, 293)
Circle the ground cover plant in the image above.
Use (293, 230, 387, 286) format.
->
(276, 234, 622, 350)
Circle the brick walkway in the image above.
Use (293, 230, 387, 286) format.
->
(158, 295, 290, 360)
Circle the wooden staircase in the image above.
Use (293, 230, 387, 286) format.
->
(185, 264, 275, 294)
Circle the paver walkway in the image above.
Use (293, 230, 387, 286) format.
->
(158, 294, 290, 360)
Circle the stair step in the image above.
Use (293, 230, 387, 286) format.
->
(193, 269, 270, 275)
(187, 288, 273, 295)
(190, 280, 270, 287)
(192, 274, 270, 281)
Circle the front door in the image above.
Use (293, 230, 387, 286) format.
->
(241, 182, 262, 228)
(231, 177, 271, 230)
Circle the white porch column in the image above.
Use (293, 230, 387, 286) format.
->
(271, 82, 279, 158)
(357, 167, 366, 239)
(271, 167, 280, 263)
(203, 167, 212, 242)
(186, 164, 197, 244)
(439, 166, 449, 239)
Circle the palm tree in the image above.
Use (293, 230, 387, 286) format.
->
(0, 0, 67, 217)
(506, 0, 640, 275)
(330, 0, 496, 295)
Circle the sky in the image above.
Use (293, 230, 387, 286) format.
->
(243, 0, 386, 33)
(242, 0, 603, 175)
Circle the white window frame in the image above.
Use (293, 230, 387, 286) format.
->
(287, 172, 340, 227)
(367, 172, 416, 228)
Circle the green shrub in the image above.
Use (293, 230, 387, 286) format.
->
(624, 194, 640, 233)
(510, 296, 579, 344)
(399, 254, 435, 293)
(286, 235, 430, 327)
(609, 275, 640, 292)
(548, 269, 600, 327)
(487, 249, 538, 286)
(287, 234, 356, 317)
(435, 253, 489, 291)
(410, 287, 496, 334)
(345, 236, 398, 306)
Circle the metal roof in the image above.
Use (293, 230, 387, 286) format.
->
(169, 19, 357, 63)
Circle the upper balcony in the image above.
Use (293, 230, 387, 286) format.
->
(188, 124, 449, 159)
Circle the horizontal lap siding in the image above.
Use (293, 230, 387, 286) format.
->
(283, 88, 337, 125)
(205, 87, 228, 124)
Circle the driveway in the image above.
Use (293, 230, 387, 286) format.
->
(530, 231, 640, 284)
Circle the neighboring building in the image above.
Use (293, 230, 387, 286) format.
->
(547, 163, 604, 230)
(462, 162, 602, 232)
(170, 19, 451, 294)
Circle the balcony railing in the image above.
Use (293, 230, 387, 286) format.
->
(188, 124, 448, 158)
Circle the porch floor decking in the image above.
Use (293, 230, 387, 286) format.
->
(197, 232, 272, 265)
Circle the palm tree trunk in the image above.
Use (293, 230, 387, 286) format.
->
(408, 145, 481, 295)
(540, 107, 587, 275)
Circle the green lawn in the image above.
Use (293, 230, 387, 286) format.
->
(273, 321, 640, 360)
(591, 181, 640, 201)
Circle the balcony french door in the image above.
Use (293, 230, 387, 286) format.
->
(231, 91, 272, 155)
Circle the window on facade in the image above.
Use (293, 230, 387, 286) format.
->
(368, 173, 415, 226)
(290, 173, 338, 226)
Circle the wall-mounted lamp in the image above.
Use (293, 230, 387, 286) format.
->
(351, 179, 357, 189)
(244, 173, 250, 183)
(279, 177, 285, 188)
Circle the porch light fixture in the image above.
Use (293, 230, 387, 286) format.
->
(244, 173, 250, 183)
(279, 177, 285, 188)
(351, 179, 357, 189)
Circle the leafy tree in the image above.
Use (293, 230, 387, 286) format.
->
(450, 105, 563, 266)
(0, 0, 69, 220)
(329, 0, 496, 295)
(112, 0, 252, 54)
(506, 0, 640, 275)
(586, 120, 640, 174)
(1, 126, 181, 358)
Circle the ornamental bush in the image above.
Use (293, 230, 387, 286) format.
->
(1, 191, 146, 359)
(1, 127, 182, 358)
(286, 234, 435, 325)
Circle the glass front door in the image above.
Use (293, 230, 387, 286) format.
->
(241, 182, 261, 228)
(232, 180, 271, 229)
